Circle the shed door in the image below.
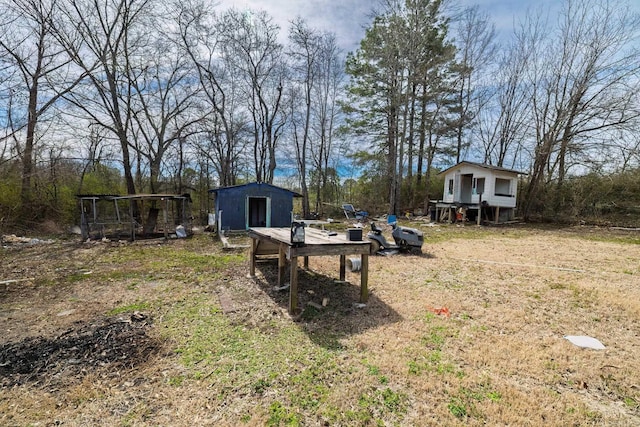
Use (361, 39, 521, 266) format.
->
(246, 197, 271, 228)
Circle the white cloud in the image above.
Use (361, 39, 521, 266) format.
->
(216, 0, 640, 52)
(215, 0, 373, 52)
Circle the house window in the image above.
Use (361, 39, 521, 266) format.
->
(495, 178, 512, 197)
(472, 178, 485, 195)
(448, 179, 454, 195)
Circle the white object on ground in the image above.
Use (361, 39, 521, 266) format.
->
(564, 335, 606, 350)
(274, 283, 290, 291)
(176, 225, 187, 238)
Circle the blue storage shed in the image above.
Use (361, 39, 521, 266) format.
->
(209, 182, 302, 231)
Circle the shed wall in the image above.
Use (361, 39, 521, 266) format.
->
(214, 183, 295, 231)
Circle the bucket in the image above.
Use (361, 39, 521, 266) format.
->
(347, 257, 361, 272)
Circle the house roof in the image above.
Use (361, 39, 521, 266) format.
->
(208, 182, 303, 197)
(438, 161, 527, 176)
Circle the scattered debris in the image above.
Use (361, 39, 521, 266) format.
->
(306, 301, 323, 310)
(427, 306, 451, 318)
(130, 311, 147, 322)
(0, 278, 35, 286)
(378, 250, 398, 256)
(564, 335, 606, 350)
(56, 309, 76, 317)
(219, 231, 251, 251)
(68, 225, 82, 235)
(353, 303, 367, 309)
(175, 225, 187, 238)
(1, 235, 55, 246)
(322, 297, 329, 307)
(274, 283, 290, 291)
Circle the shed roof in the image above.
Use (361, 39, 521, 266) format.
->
(438, 161, 527, 176)
(208, 182, 302, 197)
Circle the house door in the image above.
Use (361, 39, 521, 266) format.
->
(460, 174, 473, 203)
(246, 197, 271, 228)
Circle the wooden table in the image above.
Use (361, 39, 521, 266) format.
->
(248, 227, 371, 314)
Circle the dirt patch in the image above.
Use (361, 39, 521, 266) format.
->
(0, 313, 160, 388)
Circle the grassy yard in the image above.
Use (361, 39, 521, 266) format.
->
(1, 224, 639, 426)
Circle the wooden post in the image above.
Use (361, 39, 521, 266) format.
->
(278, 244, 287, 286)
(249, 238, 257, 277)
(163, 198, 169, 239)
(477, 194, 482, 226)
(289, 256, 298, 314)
(339, 255, 346, 281)
(495, 206, 500, 224)
(129, 201, 135, 241)
(360, 253, 369, 303)
(303, 256, 309, 269)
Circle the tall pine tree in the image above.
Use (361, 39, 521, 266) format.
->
(344, 0, 455, 214)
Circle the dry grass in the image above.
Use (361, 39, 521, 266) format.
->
(1, 224, 639, 426)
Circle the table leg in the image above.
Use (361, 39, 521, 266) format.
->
(278, 243, 286, 286)
(249, 237, 257, 277)
(360, 253, 369, 303)
(289, 256, 298, 314)
(339, 255, 346, 281)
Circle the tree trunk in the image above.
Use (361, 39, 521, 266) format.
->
(20, 76, 40, 220)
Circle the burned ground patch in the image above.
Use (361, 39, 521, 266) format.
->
(0, 313, 160, 388)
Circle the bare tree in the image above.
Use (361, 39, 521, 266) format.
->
(54, 0, 153, 198)
(128, 24, 201, 193)
(218, 8, 286, 184)
(0, 0, 84, 220)
(476, 28, 533, 168)
(0, 68, 16, 166)
(176, 0, 248, 187)
(310, 32, 344, 216)
(287, 17, 323, 217)
(522, 0, 640, 217)
(450, 5, 496, 164)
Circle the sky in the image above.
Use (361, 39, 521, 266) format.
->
(215, 0, 640, 53)
(214, 0, 567, 53)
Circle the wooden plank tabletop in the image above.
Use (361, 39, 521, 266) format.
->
(249, 227, 369, 246)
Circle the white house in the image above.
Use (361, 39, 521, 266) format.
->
(437, 161, 525, 223)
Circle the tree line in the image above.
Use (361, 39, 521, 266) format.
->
(1, 0, 639, 231)
(344, 0, 640, 221)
